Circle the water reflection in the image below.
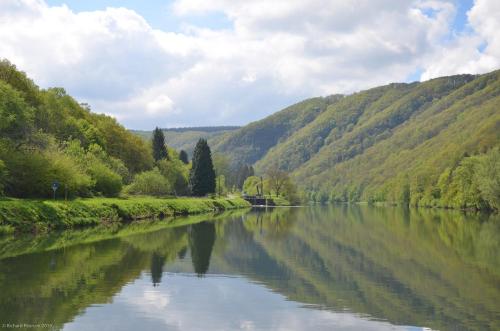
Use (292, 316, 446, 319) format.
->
(0, 206, 499, 330)
(150, 253, 165, 286)
(189, 221, 216, 276)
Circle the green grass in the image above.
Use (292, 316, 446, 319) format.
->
(271, 196, 291, 206)
(0, 196, 250, 233)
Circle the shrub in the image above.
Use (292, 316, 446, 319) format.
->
(125, 168, 171, 196)
(243, 176, 261, 195)
(87, 162, 123, 197)
(2, 148, 93, 198)
(157, 159, 189, 195)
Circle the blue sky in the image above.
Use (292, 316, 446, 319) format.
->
(1, 0, 499, 129)
(45, 0, 474, 35)
(45, 0, 233, 32)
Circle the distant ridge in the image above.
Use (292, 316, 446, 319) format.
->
(161, 126, 240, 133)
(211, 70, 500, 207)
(131, 126, 240, 157)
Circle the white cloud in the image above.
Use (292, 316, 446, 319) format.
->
(421, 0, 500, 80)
(0, 0, 498, 129)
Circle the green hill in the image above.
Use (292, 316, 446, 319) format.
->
(132, 127, 239, 158)
(0, 59, 154, 198)
(214, 70, 500, 209)
(212, 96, 343, 165)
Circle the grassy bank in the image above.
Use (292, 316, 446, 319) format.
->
(0, 196, 250, 233)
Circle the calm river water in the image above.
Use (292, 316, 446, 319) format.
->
(0, 206, 499, 331)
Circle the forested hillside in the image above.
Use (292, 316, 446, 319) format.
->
(0, 60, 155, 198)
(212, 95, 343, 165)
(132, 126, 239, 158)
(214, 70, 500, 210)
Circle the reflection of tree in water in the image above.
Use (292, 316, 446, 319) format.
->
(244, 208, 298, 237)
(150, 252, 165, 286)
(189, 221, 216, 276)
(177, 247, 187, 259)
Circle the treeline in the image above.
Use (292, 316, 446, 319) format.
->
(162, 126, 240, 133)
(310, 148, 500, 211)
(0, 60, 221, 199)
(206, 67, 499, 211)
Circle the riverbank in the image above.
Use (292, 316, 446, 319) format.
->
(0, 197, 251, 234)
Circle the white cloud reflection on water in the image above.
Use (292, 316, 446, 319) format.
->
(63, 272, 431, 331)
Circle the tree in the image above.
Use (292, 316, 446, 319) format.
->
(188, 221, 216, 276)
(179, 150, 189, 164)
(266, 165, 289, 196)
(216, 175, 227, 197)
(235, 164, 254, 189)
(150, 253, 165, 286)
(189, 139, 216, 196)
(0, 81, 34, 142)
(152, 127, 169, 162)
(213, 153, 230, 178)
(477, 147, 500, 210)
(243, 176, 261, 195)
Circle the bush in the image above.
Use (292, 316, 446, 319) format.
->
(243, 176, 261, 195)
(1, 148, 93, 198)
(47, 151, 94, 198)
(125, 168, 171, 196)
(87, 162, 123, 197)
(157, 159, 189, 196)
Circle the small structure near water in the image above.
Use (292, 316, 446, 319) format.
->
(243, 195, 275, 206)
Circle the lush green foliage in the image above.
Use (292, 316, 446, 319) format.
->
(0, 60, 154, 198)
(211, 70, 500, 210)
(189, 139, 216, 196)
(212, 96, 341, 165)
(157, 154, 190, 196)
(243, 176, 261, 195)
(125, 168, 172, 196)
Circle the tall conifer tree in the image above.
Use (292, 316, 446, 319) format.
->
(189, 139, 216, 196)
(179, 150, 189, 164)
(152, 127, 169, 161)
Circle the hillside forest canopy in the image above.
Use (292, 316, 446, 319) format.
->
(0, 60, 262, 201)
(0, 58, 498, 211)
(208, 71, 500, 211)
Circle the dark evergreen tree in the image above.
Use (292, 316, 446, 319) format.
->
(249, 165, 255, 177)
(189, 139, 216, 196)
(179, 150, 189, 164)
(150, 252, 165, 286)
(188, 221, 216, 276)
(152, 127, 169, 162)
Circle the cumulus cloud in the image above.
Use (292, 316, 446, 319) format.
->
(421, 0, 500, 80)
(0, 0, 498, 129)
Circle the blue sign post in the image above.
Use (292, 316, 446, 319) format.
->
(52, 181, 60, 200)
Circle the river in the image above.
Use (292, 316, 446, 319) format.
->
(0, 206, 499, 330)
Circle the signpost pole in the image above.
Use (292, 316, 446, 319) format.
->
(52, 181, 60, 201)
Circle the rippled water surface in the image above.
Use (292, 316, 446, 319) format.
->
(1, 206, 500, 331)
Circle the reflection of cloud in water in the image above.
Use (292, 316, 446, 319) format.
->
(64, 272, 429, 331)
